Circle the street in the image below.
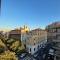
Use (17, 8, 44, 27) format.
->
(18, 43, 54, 60)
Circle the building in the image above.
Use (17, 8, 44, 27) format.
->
(8, 26, 47, 55)
(9, 25, 29, 42)
(24, 28, 47, 55)
(46, 22, 60, 60)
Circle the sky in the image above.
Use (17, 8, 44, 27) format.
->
(0, 0, 60, 31)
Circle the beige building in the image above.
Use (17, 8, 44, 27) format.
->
(46, 22, 60, 60)
(24, 28, 47, 55)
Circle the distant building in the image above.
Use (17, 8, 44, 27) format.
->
(24, 28, 47, 55)
(9, 25, 29, 42)
(9, 29, 21, 40)
(46, 22, 60, 60)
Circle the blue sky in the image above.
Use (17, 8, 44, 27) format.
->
(0, 0, 60, 30)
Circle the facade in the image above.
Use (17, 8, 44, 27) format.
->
(24, 29, 47, 55)
(9, 29, 21, 40)
(46, 22, 60, 60)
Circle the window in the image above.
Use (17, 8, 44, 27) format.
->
(48, 29, 56, 32)
(34, 39, 35, 40)
(38, 41, 39, 43)
(24, 44, 26, 48)
(40, 45, 41, 47)
(56, 35, 60, 39)
(52, 36, 57, 39)
(38, 45, 39, 49)
(57, 29, 60, 32)
(26, 31, 28, 33)
(34, 48, 35, 51)
(25, 39, 26, 42)
(52, 29, 57, 32)
(30, 48, 31, 52)
(40, 44, 42, 47)
(38, 33, 39, 35)
(34, 43, 35, 45)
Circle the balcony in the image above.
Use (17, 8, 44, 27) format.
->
(53, 32, 60, 35)
(55, 51, 60, 57)
(52, 39, 60, 42)
(53, 46, 60, 50)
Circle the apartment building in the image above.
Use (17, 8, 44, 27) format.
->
(24, 28, 47, 55)
(46, 22, 60, 60)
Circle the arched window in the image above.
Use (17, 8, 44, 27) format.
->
(34, 48, 35, 51)
(30, 48, 31, 52)
(38, 45, 39, 49)
(34, 43, 35, 45)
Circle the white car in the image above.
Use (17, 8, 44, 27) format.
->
(34, 53, 38, 57)
(20, 53, 27, 58)
(48, 49, 54, 55)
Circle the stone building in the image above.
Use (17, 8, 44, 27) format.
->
(24, 28, 47, 55)
(46, 22, 60, 60)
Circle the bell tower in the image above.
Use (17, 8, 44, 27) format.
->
(24, 25, 30, 32)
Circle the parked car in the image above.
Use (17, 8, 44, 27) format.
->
(19, 53, 27, 58)
(48, 49, 54, 56)
(47, 54, 54, 60)
(34, 53, 38, 58)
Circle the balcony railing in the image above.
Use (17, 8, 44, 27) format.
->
(53, 46, 60, 50)
(55, 51, 60, 57)
(55, 51, 60, 55)
(52, 39, 60, 42)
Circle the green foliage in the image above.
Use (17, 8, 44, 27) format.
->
(0, 38, 18, 60)
(6, 38, 25, 54)
(10, 39, 25, 54)
(0, 37, 25, 60)
(0, 39, 6, 53)
(0, 50, 18, 60)
(0, 48, 4, 53)
(7, 39, 15, 44)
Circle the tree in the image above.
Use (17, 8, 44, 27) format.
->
(0, 39, 6, 53)
(0, 50, 18, 60)
(0, 32, 6, 43)
(6, 38, 25, 54)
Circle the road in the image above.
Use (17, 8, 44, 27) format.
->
(33, 43, 53, 60)
(18, 43, 54, 60)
